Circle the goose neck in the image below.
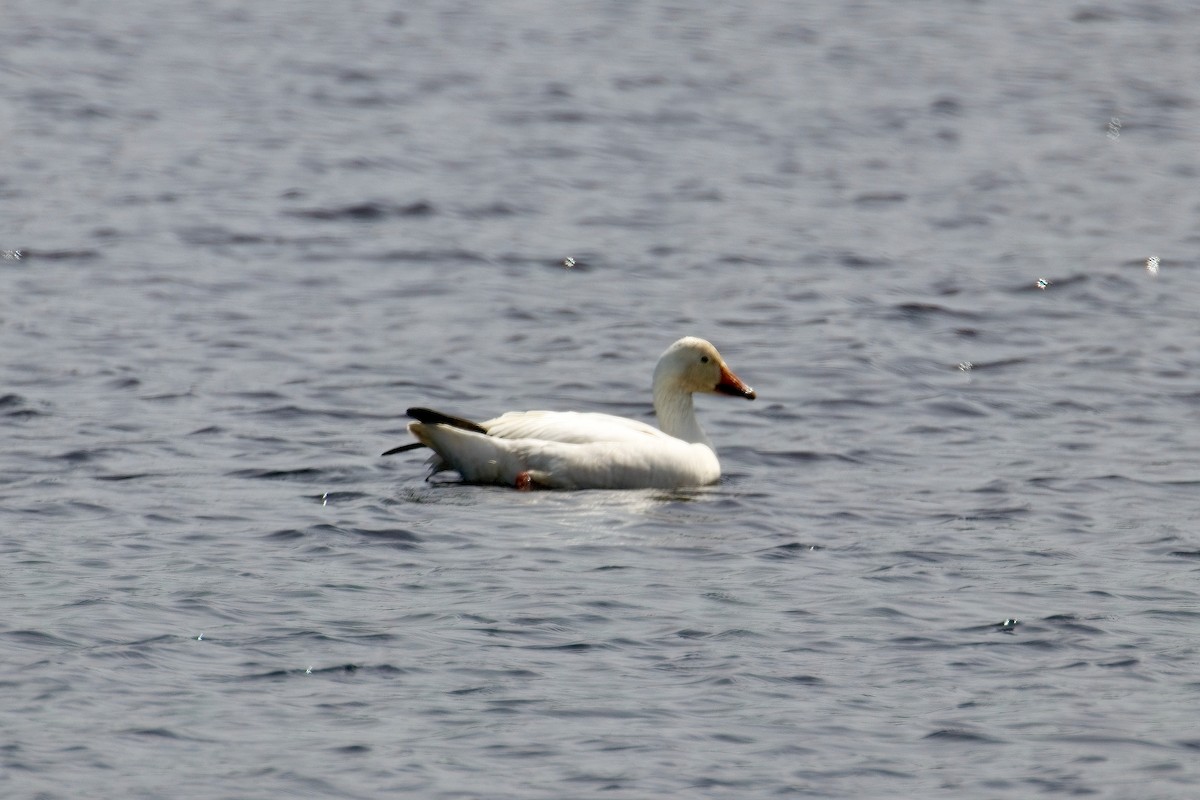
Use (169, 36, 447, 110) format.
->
(653, 385, 712, 447)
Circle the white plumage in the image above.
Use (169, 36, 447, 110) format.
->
(383, 337, 755, 490)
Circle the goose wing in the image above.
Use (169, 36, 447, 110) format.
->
(481, 410, 673, 445)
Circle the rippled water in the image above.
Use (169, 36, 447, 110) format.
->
(4, 1, 1200, 797)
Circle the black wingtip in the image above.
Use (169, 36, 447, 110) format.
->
(381, 442, 425, 456)
(382, 408, 487, 456)
(406, 407, 488, 434)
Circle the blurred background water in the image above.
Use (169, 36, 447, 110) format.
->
(3, 1, 1200, 797)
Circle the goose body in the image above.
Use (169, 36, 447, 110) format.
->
(383, 337, 755, 490)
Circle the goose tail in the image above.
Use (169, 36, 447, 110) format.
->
(408, 421, 526, 485)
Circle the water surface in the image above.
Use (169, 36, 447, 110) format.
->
(4, 1, 1200, 797)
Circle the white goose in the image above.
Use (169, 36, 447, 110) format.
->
(382, 337, 756, 490)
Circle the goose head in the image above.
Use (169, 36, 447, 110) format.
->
(653, 337, 756, 400)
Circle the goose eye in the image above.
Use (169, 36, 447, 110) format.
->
(700, 356, 709, 363)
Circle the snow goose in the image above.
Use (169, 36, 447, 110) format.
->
(382, 337, 755, 490)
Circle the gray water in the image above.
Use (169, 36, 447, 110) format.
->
(4, 1, 1200, 797)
